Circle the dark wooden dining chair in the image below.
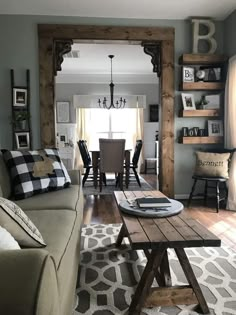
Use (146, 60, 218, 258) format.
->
(77, 140, 93, 187)
(126, 139, 143, 187)
(99, 138, 125, 192)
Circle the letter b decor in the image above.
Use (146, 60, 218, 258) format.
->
(192, 18, 217, 54)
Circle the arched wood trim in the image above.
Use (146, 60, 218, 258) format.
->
(38, 24, 175, 197)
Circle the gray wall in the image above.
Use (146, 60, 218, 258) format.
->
(55, 83, 160, 123)
(224, 10, 236, 57)
(0, 14, 225, 196)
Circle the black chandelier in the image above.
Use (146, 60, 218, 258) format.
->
(98, 55, 126, 109)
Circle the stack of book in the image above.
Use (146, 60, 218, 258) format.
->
(135, 197, 171, 209)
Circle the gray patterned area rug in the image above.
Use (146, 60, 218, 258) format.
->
(82, 175, 154, 195)
(75, 224, 236, 315)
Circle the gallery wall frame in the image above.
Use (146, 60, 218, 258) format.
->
(13, 87, 27, 107)
(15, 132, 30, 150)
(56, 101, 70, 123)
(149, 104, 159, 122)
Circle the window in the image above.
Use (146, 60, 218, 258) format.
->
(88, 108, 137, 149)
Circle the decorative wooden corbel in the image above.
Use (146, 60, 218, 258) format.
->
(54, 39, 73, 75)
(142, 42, 161, 77)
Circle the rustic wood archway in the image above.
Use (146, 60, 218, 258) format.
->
(38, 25, 175, 197)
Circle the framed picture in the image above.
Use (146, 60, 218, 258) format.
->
(201, 67, 221, 82)
(13, 88, 27, 107)
(149, 104, 159, 122)
(181, 93, 196, 110)
(204, 94, 221, 109)
(58, 134, 68, 147)
(56, 101, 70, 123)
(182, 66, 195, 82)
(15, 132, 30, 150)
(208, 120, 223, 136)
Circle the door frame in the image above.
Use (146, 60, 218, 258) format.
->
(38, 24, 175, 197)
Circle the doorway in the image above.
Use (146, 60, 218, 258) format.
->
(38, 24, 175, 197)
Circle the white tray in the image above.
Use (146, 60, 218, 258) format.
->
(119, 198, 183, 218)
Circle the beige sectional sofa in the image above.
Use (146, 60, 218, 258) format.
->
(0, 154, 84, 315)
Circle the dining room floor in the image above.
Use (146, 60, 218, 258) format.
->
(83, 173, 236, 251)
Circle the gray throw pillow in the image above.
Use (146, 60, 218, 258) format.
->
(194, 151, 230, 178)
(0, 197, 46, 247)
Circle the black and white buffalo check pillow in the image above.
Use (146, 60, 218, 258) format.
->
(1, 149, 71, 200)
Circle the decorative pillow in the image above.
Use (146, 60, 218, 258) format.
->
(0, 226, 21, 250)
(194, 151, 231, 178)
(0, 197, 46, 247)
(1, 149, 71, 200)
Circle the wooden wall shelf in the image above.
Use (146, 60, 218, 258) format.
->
(179, 54, 227, 65)
(180, 136, 223, 144)
(179, 109, 221, 117)
(180, 82, 225, 91)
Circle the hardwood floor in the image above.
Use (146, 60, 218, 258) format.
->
(83, 174, 236, 251)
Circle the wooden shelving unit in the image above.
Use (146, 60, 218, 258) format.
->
(180, 81, 225, 91)
(179, 54, 227, 65)
(180, 136, 223, 144)
(179, 54, 227, 145)
(179, 109, 221, 117)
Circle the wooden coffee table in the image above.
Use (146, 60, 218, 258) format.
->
(114, 190, 221, 315)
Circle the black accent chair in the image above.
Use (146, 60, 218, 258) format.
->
(126, 140, 143, 187)
(187, 148, 235, 212)
(78, 140, 93, 187)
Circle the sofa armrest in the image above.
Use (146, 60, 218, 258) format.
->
(68, 169, 81, 185)
(0, 249, 59, 315)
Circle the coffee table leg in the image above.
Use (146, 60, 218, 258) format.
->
(144, 249, 171, 287)
(175, 248, 210, 314)
(160, 250, 172, 286)
(129, 250, 165, 315)
(116, 224, 127, 247)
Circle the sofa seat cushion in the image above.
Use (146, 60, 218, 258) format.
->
(26, 209, 77, 269)
(15, 185, 80, 211)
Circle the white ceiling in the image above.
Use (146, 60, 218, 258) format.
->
(0, 0, 235, 20)
(62, 43, 153, 75)
(58, 43, 158, 84)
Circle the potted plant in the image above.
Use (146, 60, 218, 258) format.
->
(12, 111, 30, 130)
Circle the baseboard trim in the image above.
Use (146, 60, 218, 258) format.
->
(174, 194, 216, 200)
(174, 194, 189, 200)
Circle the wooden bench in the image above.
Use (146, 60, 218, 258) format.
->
(114, 190, 221, 315)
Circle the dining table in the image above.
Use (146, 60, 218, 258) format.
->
(90, 148, 131, 189)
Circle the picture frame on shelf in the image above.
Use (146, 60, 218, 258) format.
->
(182, 66, 195, 82)
(201, 67, 221, 82)
(208, 120, 223, 136)
(56, 101, 70, 123)
(13, 88, 27, 107)
(15, 132, 30, 150)
(204, 94, 220, 109)
(149, 104, 159, 122)
(181, 93, 196, 110)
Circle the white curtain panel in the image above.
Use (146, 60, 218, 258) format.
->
(224, 55, 236, 211)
